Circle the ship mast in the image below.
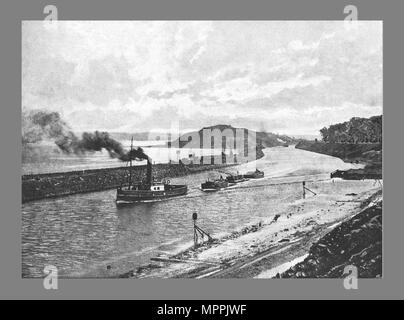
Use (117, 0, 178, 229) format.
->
(128, 136, 133, 188)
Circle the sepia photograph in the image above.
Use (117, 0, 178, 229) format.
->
(21, 20, 382, 279)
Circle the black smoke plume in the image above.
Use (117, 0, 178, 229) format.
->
(22, 110, 149, 162)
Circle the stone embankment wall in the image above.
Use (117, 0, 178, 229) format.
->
(22, 162, 233, 203)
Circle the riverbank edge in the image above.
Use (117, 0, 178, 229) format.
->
(117, 189, 382, 279)
(277, 190, 382, 278)
(22, 143, 268, 203)
(295, 141, 382, 178)
(21, 162, 238, 203)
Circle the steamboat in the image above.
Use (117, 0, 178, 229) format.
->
(116, 139, 188, 203)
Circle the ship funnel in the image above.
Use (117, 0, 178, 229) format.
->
(146, 158, 152, 185)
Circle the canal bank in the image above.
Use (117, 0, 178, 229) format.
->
(116, 181, 381, 279)
(295, 141, 382, 180)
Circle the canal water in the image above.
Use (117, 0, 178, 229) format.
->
(21, 146, 359, 278)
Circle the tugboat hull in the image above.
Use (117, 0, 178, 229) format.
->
(116, 185, 188, 203)
(201, 180, 228, 192)
(243, 170, 264, 179)
(115, 139, 188, 204)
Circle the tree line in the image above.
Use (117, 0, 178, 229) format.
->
(320, 115, 382, 144)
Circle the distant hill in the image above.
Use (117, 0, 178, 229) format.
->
(169, 124, 296, 149)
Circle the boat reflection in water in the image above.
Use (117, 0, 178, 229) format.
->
(116, 138, 187, 204)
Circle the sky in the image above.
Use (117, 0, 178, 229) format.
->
(22, 21, 382, 136)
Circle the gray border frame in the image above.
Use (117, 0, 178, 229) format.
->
(1, 0, 402, 299)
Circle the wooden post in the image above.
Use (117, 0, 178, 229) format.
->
(193, 212, 198, 248)
(194, 221, 198, 248)
(302, 181, 317, 198)
(128, 137, 133, 189)
(192, 212, 213, 248)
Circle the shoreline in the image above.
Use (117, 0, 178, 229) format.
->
(22, 143, 267, 203)
(295, 141, 382, 179)
(22, 139, 267, 203)
(277, 190, 382, 278)
(21, 161, 238, 203)
(112, 179, 382, 279)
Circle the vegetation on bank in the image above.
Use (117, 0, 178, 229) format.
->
(320, 115, 382, 144)
(278, 116, 383, 278)
(296, 115, 383, 178)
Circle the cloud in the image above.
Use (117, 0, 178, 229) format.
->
(288, 39, 320, 51)
(22, 21, 382, 135)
